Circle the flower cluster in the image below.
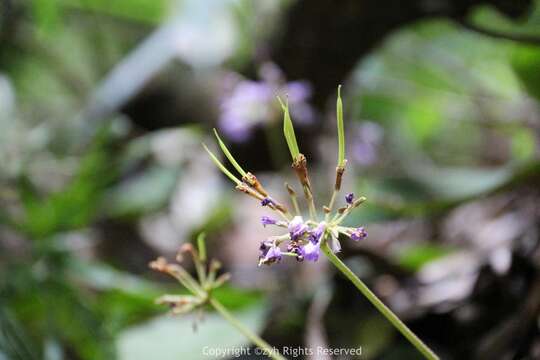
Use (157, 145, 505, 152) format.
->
(256, 192, 368, 266)
(218, 62, 313, 142)
(205, 86, 367, 266)
(149, 234, 230, 315)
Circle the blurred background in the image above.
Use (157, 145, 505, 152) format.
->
(1, 0, 540, 359)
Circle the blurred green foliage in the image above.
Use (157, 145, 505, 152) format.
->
(16, 131, 114, 239)
(512, 45, 540, 101)
(2, 0, 540, 359)
(397, 244, 455, 272)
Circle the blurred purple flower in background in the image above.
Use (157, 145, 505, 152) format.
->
(349, 121, 383, 166)
(218, 62, 314, 142)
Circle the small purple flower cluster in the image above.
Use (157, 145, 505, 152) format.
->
(260, 197, 276, 207)
(258, 193, 367, 266)
(350, 227, 368, 241)
(258, 215, 326, 265)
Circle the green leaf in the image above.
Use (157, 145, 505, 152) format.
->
(213, 129, 247, 178)
(397, 244, 454, 271)
(117, 305, 266, 360)
(355, 315, 395, 359)
(42, 281, 115, 360)
(68, 260, 162, 295)
(96, 290, 161, 334)
(211, 286, 262, 310)
(59, 0, 168, 25)
(403, 95, 443, 144)
(19, 133, 115, 238)
(68, 260, 166, 332)
(511, 128, 536, 162)
(512, 45, 540, 101)
(31, 0, 62, 34)
(0, 305, 39, 360)
(410, 165, 512, 199)
(336, 85, 345, 167)
(103, 166, 179, 218)
(278, 97, 300, 160)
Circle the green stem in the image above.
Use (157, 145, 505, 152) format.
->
(290, 194, 301, 216)
(325, 189, 338, 222)
(321, 243, 439, 360)
(209, 298, 286, 360)
(304, 186, 317, 221)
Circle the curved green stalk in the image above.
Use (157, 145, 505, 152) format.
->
(213, 129, 247, 178)
(336, 85, 345, 167)
(321, 242, 439, 360)
(325, 189, 338, 222)
(209, 298, 286, 360)
(202, 143, 242, 185)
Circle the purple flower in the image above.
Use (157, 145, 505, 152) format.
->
(308, 222, 326, 244)
(350, 227, 368, 241)
(219, 81, 273, 142)
(258, 62, 282, 84)
(259, 241, 282, 266)
(261, 216, 277, 227)
(287, 242, 304, 262)
(261, 197, 274, 207)
(286, 81, 312, 103)
(345, 193, 354, 205)
(285, 81, 314, 125)
(218, 114, 253, 142)
(264, 245, 282, 263)
(288, 216, 308, 241)
(350, 122, 383, 166)
(301, 241, 321, 262)
(218, 63, 314, 142)
(299, 223, 326, 262)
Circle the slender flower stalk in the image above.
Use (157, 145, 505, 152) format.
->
(326, 85, 346, 221)
(150, 234, 285, 360)
(205, 86, 439, 360)
(321, 242, 439, 360)
(285, 182, 301, 215)
(292, 153, 317, 220)
(209, 298, 285, 360)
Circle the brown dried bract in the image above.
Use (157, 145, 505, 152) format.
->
(242, 172, 268, 197)
(235, 183, 265, 201)
(334, 163, 346, 191)
(292, 154, 312, 191)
